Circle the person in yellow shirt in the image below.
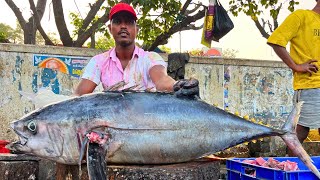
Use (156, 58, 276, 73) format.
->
(267, 0, 320, 156)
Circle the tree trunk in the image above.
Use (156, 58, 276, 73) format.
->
(52, 0, 74, 46)
(5, 0, 47, 44)
(90, 32, 95, 49)
(23, 19, 36, 44)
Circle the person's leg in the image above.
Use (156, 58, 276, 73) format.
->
(287, 124, 310, 156)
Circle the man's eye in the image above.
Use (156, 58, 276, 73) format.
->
(125, 20, 135, 25)
(112, 19, 121, 24)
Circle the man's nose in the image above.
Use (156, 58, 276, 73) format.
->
(119, 21, 128, 28)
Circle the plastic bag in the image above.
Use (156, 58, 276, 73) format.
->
(212, 0, 234, 41)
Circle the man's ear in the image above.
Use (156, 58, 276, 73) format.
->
(108, 24, 111, 32)
(136, 25, 140, 34)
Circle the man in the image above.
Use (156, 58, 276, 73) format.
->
(267, 0, 320, 156)
(74, 2, 198, 97)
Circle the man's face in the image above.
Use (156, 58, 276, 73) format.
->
(108, 12, 138, 47)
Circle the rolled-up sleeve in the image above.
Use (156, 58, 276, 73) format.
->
(267, 11, 301, 47)
(146, 52, 167, 71)
(81, 58, 101, 85)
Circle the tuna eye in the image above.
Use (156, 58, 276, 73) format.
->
(27, 121, 37, 134)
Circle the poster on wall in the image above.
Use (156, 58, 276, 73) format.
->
(33, 54, 89, 78)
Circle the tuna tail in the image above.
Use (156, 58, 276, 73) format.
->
(281, 101, 320, 179)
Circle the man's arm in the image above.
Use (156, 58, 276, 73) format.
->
(74, 79, 97, 96)
(269, 43, 318, 74)
(149, 65, 175, 92)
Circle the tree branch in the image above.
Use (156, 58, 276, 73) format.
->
(74, 12, 109, 47)
(4, 0, 26, 30)
(181, 24, 203, 31)
(180, 0, 192, 15)
(185, 3, 201, 15)
(273, 3, 282, 30)
(78, 0, 104, 35)
(147, 7, 205, 51)
(252, 18, 270, 39)
(29, 0, 54, 45)
(52, 0, 73, 46)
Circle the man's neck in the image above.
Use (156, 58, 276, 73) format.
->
(115, 44, 135, 61)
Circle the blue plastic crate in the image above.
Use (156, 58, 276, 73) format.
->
(226, 156, 320, 180)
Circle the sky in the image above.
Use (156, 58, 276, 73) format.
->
(0, 1, 317, 60)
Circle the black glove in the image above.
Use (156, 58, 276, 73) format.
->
(173, 78, 199, 97)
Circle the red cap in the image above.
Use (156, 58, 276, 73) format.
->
(109, 3, 137, 20)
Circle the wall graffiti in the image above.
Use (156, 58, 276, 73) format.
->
(33, 54, 88, 78)
(222, 66, 293, 127)
(32, 54, 89, 94)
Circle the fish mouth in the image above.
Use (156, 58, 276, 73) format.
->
(6, 140, 23, 152)
(8, 122, 29, 151)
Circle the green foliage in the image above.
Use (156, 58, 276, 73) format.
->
(229, 0, 299, 20)
(69, 12, 84, 37)
(229, 0, 299, 35)
(0, 23, 14, 42)
(36, 32, 61, 45)
(158, 45, 171, 53)
(87, 35, 115, 50)
(69, 0, 183, 48)
(0, 32, 6, 42)
(0, 22, 23, 43)
(107, 0, 182, 47)
(69, 10, 110, 39)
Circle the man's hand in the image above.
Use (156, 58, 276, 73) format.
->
(294, 60, 318, 76)
(173, 78, 199, 97)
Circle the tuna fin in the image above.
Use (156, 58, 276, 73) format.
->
(280, 101, 320, 179)
(87, 143, 107, 180)
(79, 136, 89, 165)
(281, 102, 302, 133)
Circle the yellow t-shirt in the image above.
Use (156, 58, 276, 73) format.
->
(267, 10, 320, 90)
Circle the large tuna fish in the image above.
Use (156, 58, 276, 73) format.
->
(8, 91, 320, 179)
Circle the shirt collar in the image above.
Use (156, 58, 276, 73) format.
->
(109, 45, 141, 62)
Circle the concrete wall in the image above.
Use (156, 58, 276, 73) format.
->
(187, 57, 293, 129)
(0, 44, 293, 140)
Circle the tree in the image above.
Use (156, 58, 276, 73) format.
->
(5, 0, 205, 50)
(70, 0, 206, 50)
(86, 35, 115, 50)
(0, 23, 14, 43)
(5, 0, 48, 44)
(229, 0, 299, 39)
(0, 23, 23, 43)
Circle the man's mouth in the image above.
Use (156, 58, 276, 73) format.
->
(118, 31, 129, 37)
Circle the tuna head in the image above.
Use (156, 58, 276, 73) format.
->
(8, 114, 68, 162)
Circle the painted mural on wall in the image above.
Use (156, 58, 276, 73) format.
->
(33, 54, 88, 78)
(33, 54, 89, 94)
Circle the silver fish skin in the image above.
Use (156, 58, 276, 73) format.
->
(7, 92, 320, 178)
